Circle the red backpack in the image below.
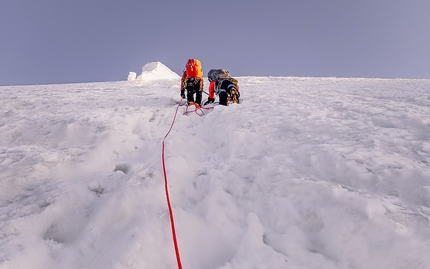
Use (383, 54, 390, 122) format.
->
(185, 59, 203, 78)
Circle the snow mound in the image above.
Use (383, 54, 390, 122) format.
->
(128, 62, 180, 81)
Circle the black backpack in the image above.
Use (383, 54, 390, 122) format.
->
(207, 69, 230, 82)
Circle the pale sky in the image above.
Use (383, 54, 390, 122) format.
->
(1, 0, 429, 86)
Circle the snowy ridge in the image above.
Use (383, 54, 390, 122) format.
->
(1, 77, 430, 269)
(128, 61, 180, 81)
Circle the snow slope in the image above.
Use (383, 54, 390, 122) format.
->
(1, 77, 430, 269)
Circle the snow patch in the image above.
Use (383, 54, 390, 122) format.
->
(127, 61, 179, 81)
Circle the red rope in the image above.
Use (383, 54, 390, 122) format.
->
(161, 100, 213, 269)
(183, 103, 213, 116)
(162, 100, 184, 269)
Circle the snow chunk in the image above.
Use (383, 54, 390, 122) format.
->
(127, 72, 137, 81)
(128, 62, 180, 81)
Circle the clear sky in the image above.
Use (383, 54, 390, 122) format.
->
(1, 0, 429, 86)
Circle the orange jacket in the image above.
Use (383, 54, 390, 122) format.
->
(208, 81, 216, 99)
(181, 70, 203, 91)
(181, 59, 203, 91)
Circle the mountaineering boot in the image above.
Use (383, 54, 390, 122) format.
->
(188, 101, 200, 108)
(231, 89, 238, 103)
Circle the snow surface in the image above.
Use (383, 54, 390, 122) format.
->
(128, 62, 180, 81)
(1, 76, 430, 269)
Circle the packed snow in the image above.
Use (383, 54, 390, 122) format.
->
(127, 62, 180, 81)
(1, 72, 430, 269)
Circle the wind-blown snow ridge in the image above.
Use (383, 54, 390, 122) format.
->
(128, 61, 180, 81)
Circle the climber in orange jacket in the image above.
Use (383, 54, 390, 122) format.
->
(180, 59, 203, 106)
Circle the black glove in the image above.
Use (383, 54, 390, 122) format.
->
(180, 90, 185, 98)
(204, 98, 215, 106)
